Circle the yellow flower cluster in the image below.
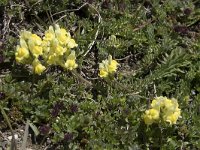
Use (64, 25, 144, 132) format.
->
(15, 24, 78, 74)
(143, 96, 181, 125)
(42, 24, 78, 69)
(99, 55, 119, 78)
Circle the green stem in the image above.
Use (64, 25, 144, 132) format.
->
(159, 125, 163, 148)
(0, 104, 17, 150)
(71, 70, 92, 86)
(21, 120, 30, 150)
(31, 74, 36, 97)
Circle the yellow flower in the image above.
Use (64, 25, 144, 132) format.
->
(165, 110, 181, 125)
(51, 38, 59, 48)
(99, 55, 119, 78)
(163, 106, 181, 125)
(151, 99, 161, 110)
(32, 59, 46, 75)
(65, 59, 77, 70)
(28, 34, 42, 47)
(42, 40, 50, 53)
(15, 46, 30, 63)
(20, 30, 32, 40)
(143, 109, 160, 125)
(58, 34, 68, 45)
(151, 96, 167, 109)
(64, 51, 78, 70)
(67, 38, 78, 49)
(44, 32, 55, 41)
(144, 96, 181, 125)
(163, 99, 179, 114)
(55, 25, 69, 45)
(33, 34, 42, 44)
(55, 45, 66, 56)
(34, 63, 46, 75)
(19, 38, 28, 49)
(31, 46, 43, 58)
(43, 26, 55, 43)
(25, 33, 43, 58)
(108, 55, 118, 72)
(99, 60, 108, 77)
(108, 60, 118, 73)
(163, 99, 173, 108)
(99, 69, 109, 78)
(47, 54, 59, 65)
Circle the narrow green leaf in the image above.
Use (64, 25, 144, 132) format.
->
(29, 121, 39, 136)
(21, 120, 30, 150)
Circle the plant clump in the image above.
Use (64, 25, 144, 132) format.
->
(15, 24, 78, 74)
(99, 55, 119, 78)
(143, 96, 181, 125)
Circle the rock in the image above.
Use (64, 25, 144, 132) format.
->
(7, 134, 18, 141)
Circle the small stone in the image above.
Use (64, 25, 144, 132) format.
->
(7, 134, 18, 141)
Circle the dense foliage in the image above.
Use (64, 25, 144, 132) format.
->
(0, 0, 200, 149)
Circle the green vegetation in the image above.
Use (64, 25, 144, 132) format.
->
(0, 0, 200, 149)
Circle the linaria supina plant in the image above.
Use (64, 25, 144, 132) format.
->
(99, 55, 119, 78)
(143, 96, 181, 125)
(15, 24, 78, 75)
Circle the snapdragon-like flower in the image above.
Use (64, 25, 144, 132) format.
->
(67, 38, 78, 49)
(15, 30, 45, 75)
(64, 51, 78, 70)
(32, 59, 46, 75)
(15, 32, 30, 63)
(15, 46, 30, 63)
(99, 55, 119, 78)
(20, 30, 32, 40)
(28, 34, 43, 58)
(15, 30, 43, 63)
(44, 26, 55, 41)
(165, 110, 181, 125)
(55, 24, 69, 45)
(143, 108, 160, 125)
(143, 96, 181, 125)
(162, 98, 181, 125)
